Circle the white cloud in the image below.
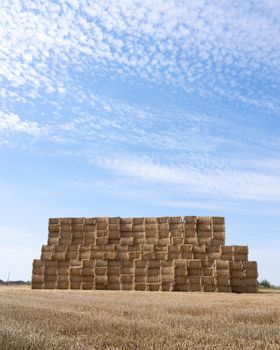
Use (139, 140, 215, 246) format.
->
(90, 153, 280, 202)
(0, 111, 47, 137)
(0, 1, 280, 110)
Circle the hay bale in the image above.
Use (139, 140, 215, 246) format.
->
(158, 222, 169, 232)
(121, 283, 133, 290)
(49, 218, 59, 225)
(197, 216, 211, 224)
(58, 274, 69, 282)
(175, 268, 188, 277)
(96, 284, 108, 290)
(180, 247, 193, 259)
(181, 252, 193, 259)
(212, 217, 224, 224)
(217, 285, 231, 293)
(168, 252, 180, 259)
(169, 229, 184, 238)
(188, 276, 201, 284)
(172, 237, 184, 245)
(45, 281, 57, 289)
(95, 238, 108, 245)
(135, 275, 146, 283)
(188, 269, 201, 276)
(72, 238, 84, 245)
(220, 253, 234, 261)
(174, 259, 187, 268)
(91, 251, 104, 259)
(162, 275, 174, 283)
(147, 284, 160, 291)
(244, 286, 258, 293)
(201, 276, 215, 286)
(212, 232, 225, 240)
(157, 217, 169, 224)
(108, 275, 120, 283)
(215, 260, 229, 270)
(206, 245, 221, 253)
(135, 283, 146, 291)
(66, 252, 79, 260)
(141, 244, 154, 252)
(197, 223, 212, 231)
(188, 259, 202, 269)
(82, 267, 95, 276)
(234, 246, 248, 254)
(104, 244, 116, 253)
(133, 224, 145, 232)
(213, 224, 225, 232)
(120, 267, 134, 274)
(204, 285, 216, 292)
(32, 282, 44, 289)
(45, 267, 57, 275)
(162, 283, 173, 291)
(183, 216, 197, 224)
(120, 275, 133, 283)
(234, 253, 248, 261)
(231, 286, 244, 293)
(148, 275, 160, 283)
(161, 267, 174, 274)
(216, 277, 230, 286)
(193, 252, 206, 260)
(103, 252, 116, 260)
(72, 223, 84, 232)
(243, 261, 257, 270)
(142, 252, 155, 260)
(108, 230, 120, 239)
(230, 279, 243, 290)
(95, 276, 107, 284)
(58, 281, 69, 289)
(96, 261, 108, 271)
(155, 252, 168, 260)
(202, 268, 214, 276)
(120, 237, 134, 246)
(229, 261, 243, 270)
(169, 216, 182, 224)
(70, 267, 81, 276)
(108, 217, 120, 224)
(157, 238, 170, 245)
(198, 238, 212, 245)
(32, 274, 44, 284)
(108, 283, 121, 290)
(58, 266, 69, 275)
(82, 282, 94, 290)
(184, 237, 198, 245)
(70, 282, 81, 289)
(52, 252, 66, 261)
(148, 268, 160, 277)
(48, 224, 59, 234)
(189, 284, 202, 292)
(154, 244, 167, 252)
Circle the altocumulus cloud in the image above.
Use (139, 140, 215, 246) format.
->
(1, 0, 280, 109)
(0, 0, 279, 210)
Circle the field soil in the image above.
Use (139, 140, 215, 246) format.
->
(0, 286, 279, 350)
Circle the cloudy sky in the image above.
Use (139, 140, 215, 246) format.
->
(0, 0, 279, 284)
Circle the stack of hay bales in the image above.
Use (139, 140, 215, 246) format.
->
(32, 216, 258, 293)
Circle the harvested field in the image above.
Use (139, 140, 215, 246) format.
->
(0, 286, 279, 350)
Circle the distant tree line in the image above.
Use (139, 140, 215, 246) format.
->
(258, 279, 278, 289)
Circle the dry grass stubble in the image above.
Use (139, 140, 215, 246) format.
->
(0, 286, 279, 349)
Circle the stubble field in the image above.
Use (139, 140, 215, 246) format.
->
(0, 286, 279, 350)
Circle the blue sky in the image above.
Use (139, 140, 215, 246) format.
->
(0, 0, 279, 284)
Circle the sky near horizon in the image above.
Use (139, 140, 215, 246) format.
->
(0, 0, 279, 284)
